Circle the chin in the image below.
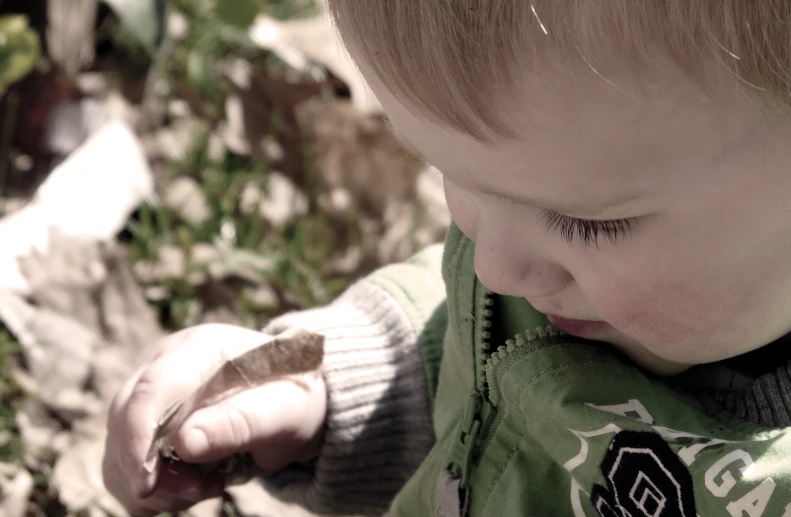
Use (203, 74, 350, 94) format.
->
(591, 330, 692, 376)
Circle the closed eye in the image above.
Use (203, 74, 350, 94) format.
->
(540, 210, 637, 248)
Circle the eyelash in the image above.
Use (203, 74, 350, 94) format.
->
(539, 210, 636, 248)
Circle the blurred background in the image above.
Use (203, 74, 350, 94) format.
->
(0, 1, 449, 515)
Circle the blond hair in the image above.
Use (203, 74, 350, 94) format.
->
(327, 1, 791, 140)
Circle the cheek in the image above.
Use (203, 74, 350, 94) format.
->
(581, 257, 755, 362)
(443, 178, 478, 239)
(577, 255, 725, 350)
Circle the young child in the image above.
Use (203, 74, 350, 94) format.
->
(103, 2, 791, 516)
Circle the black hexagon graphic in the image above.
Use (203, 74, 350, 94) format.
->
(591, 431, 696, 517)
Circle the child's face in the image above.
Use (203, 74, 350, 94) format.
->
(360, 56, 791, 374)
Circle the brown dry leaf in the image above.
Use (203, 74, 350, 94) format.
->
(11, 235, 163, 408)
(16, 399, 69, 463)
(0, 463, 34, 517)
(197, 279, 243, 327)
(3, 232, 168, 517)
(376, 167, 450, 264)
(97, 242, 164, 353)
(17, 230, 108, 332)
(0, 289, 99, 399)
(12, 366, 103, 422)
(52, 430, 128, 517)
(296, 98, 423, 220)
(293, 97, 449, 268)
(226, 67, 343, 181)
(17, 235, 163, 402)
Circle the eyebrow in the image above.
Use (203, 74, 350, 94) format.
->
(469, 178, 645, 218)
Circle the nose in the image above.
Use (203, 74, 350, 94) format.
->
(472, 224, 572, 299)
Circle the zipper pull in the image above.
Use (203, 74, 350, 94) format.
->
(445, 391, 491, 488)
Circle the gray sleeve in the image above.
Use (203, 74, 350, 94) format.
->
(258, 278, 435, 516)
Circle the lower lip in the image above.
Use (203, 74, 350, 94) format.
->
(546, 315, 608, 337)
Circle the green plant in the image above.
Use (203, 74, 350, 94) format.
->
(0, 15, 40, 96)
(0, 328, 23, 464)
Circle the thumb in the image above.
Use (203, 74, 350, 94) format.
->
(171, 375, 326, 471)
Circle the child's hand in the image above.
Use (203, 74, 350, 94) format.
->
(102, 324, 327, 517)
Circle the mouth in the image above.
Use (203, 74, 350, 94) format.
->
(545, 314, 609, 338)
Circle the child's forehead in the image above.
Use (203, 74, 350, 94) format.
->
(379, 59, 776, 218)
(387, 57, 756, 163)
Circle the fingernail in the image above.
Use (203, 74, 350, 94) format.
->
(182, 428, 210, 458)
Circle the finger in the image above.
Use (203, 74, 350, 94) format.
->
(153, 460, 225, 502)
(106, 369, 171, 498)
(105, 454, 224, 516)
(172, 374, 325, 470)
(137, 463, 225, 516)
(125, 493, 216, 517)
(107, 326, 271, 497)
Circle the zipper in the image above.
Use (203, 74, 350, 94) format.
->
(444, 390, 496, 487)
(444, 288, 564, 490)
(444, 290, 496, 488)
(484, 324, 564, 408)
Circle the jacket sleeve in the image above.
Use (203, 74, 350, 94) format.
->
(258, 244, 447, 516)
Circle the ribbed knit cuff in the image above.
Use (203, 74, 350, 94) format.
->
(259, 279, 434, 516)
(710, 363, 791, 428)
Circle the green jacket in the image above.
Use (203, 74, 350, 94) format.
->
(382, 223, 791, 516)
